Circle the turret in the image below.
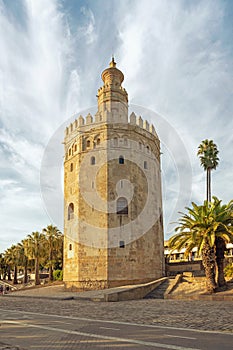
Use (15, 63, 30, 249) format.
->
(97, 57, 128, 123)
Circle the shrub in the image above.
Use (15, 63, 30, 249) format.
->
(53, 269, 63, 281)
(224, 263, 233, 278)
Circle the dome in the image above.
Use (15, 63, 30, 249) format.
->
(101, 57, 124, 86)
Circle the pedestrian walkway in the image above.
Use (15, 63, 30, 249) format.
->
(2, 276, 233, 301)
(3, 277, 168, 302)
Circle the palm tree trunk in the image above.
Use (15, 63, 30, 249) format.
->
(206, 168, 211, 202)
(7, 265, 12, 281)
(24, 260, 28, 284)
(216, 258, 226, 287)
(13, 265, 18, 284)
(215, 237, 226, 287)
(35, 258, 40, 285)
(208, 168, 211, 202)
(202, 241, 217, 293)
(206, 169, 209, 202)
(49, 248, 53, 282)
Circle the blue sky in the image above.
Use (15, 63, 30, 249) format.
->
(0, 0, 233, 251)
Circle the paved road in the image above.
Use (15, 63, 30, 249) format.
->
(0, 296, 233, 349)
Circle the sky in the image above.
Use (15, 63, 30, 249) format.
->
(0, 0, 233, 252)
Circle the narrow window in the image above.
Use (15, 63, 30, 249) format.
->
(97, 138, 100, 145)
(119, 156, 124, 164)
(87, 140, 91, 147)
(139, 142, 142, 150)
(74, 144, 77, 152)
(68, 203, 74, 220)
(144, 161, 148, 169)
(69, 244, 72, 251)
(159, 208, 163, 225)
(120, 180, 123, 188)
(70, 163, 73, 172)
(146, 146, 150, 153)
(119, 241, 125, 248)
(91, 156, 95, 165)
(117, 197, 128, 215)
(69, 149, 71, 156)
(114, 137, 118, 146)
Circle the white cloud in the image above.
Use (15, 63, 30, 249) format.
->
(116, 0, 233, 235)
(0, 0, 82, 250)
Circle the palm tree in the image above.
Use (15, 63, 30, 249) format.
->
(197, 139, 219, 202)
(42, 225, 63, 282)
(0, 253, 7, 280)
(4, 244, 22, 284)
(4, 248, 13, 281)
(169, 198, 233, 293)
(18, 240, 29, 284)
(213, 198, 233, 287)
(25, 232, 46, 285)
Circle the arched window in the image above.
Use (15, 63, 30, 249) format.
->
(139, 142, 142, 150)
(97, 138, 100, 145)
(91, 156, 95, 165)
(146, 145, 150, 153)
(68, 203, 74, 220)
(117, 197, 128, 215)
(119, 240, 125, 248)
(119, 156, 124, 164)
(69, 149, 71, 156)
(87, 140, 91, 147)
(144, 161, 148, 169)
(70, 163, 73, 172)
(74, 144, 77, 152)
(113, 137, 118, 146)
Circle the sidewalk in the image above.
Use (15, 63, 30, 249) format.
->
(3, 278, 167, 302)
(3, 276, 233, 301)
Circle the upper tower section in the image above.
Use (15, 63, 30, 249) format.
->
(97, 57, 128, 123)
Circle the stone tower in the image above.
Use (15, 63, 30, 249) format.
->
(63, 58, 164, 290)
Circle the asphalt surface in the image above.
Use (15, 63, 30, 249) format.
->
(0, 296, 233, 349)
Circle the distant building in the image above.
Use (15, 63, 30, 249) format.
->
(164, 240, 233, 262)
(63, 58, 164, 290)
(164, 240, 233, 275)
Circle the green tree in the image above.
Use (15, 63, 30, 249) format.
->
(197, 139, 219, 202)
(169, 198, 233, 293)
(25, 232, 46, 285)
(42, 225, 63, 282)
(4, 244, 22, 284)
(18, 240, 29, 284)
(0, 253, 7, 280)
(213, 198, 233, 286)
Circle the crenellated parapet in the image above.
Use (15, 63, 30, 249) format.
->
(65, 111, 158, 139)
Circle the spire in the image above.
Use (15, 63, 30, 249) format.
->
(109, 56, 116, 68)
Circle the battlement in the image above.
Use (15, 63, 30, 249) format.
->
(65, 111, 158, 139)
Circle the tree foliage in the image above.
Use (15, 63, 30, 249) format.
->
(169, 197, 233, 292)
(1, 225, 63, 285)
(197, 139, 219, 202)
